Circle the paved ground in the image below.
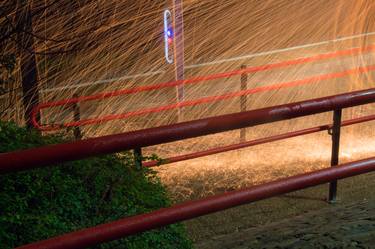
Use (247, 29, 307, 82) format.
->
(196, 200, 375, 249)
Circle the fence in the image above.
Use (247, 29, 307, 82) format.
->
(0, 88, 374, 248)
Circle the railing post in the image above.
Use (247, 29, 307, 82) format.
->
(134, 147, 143, 170)
(72, 94, 82, 139)
(328, 109, 342, 203)
(240, 65, 248, 142)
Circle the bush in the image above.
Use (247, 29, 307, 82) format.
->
(0, 121, 192, 249)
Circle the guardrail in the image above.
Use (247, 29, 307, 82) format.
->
(31, 45, 375, 131)
(1, 88, 374, 249)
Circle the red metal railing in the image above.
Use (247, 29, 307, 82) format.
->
(31, 45, 375, 131)
(1, 88, 374, 249)
(143, 114, 375, 167)
(16, 157, 375, 249)
(2, 88, 375, 173)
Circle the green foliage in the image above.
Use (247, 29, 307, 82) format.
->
(0, 121, 193, 249)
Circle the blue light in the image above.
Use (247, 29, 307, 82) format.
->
(167, 29, 173, 38)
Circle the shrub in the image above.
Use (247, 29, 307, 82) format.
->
(0, 121, 192, 249)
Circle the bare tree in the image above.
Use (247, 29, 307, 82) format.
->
(0, 0, 90, 127)
(0, 0, 41, 127)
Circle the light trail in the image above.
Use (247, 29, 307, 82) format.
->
(41, 70, 165, 93)
(37, 45, 375, 106)
(34, 65, 375, 130)
(185, 31, 375, 69)
(31, 44, 375, 130)
(40, 32, 375, 92)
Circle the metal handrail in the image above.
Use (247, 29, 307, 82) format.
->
(17, 157, 375, 249)
(143, 114, 375, 167)
(3, 88, 375, 249)
(1, 88, 375, 174)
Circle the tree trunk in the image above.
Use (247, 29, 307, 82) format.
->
(17, 1, 40, 129)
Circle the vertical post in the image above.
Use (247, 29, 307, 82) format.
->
(72, 94, 82, 140)
(240, 65, 248, 142)
(134, 147, 143, 171)
(328, 109, 342, 203)
(173, 0, 185, 122)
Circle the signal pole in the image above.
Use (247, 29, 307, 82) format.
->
(173, 0, 185, 121)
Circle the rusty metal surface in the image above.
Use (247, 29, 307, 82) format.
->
(17, 157, 375, 249)
(1, 88, 375, 174)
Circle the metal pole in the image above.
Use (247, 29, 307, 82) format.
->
(240, 65, 248, 142)
(328, 109, 342, 203)
(173, 0, 185, 121)
(133, 148, 143, 170)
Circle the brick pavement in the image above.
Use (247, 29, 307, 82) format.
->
(196, 200, 375, 249)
